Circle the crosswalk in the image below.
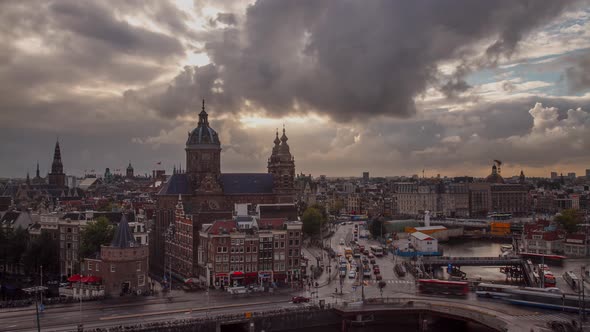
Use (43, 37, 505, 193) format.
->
(363, 279, 414, 285)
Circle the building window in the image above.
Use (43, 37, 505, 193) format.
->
(136, 262, 141, 272)
(138, 274, 145, 286)
(88, 262, 93, 271)
(110, 264, 116, 272)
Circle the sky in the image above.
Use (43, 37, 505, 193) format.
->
(1, 0, 589, 179)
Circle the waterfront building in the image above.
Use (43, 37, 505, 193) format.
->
(522, 221, 565, 255)
(490, 184, 529, 217)
(409, 231, 439, 253)
(563, 233, 589, 257)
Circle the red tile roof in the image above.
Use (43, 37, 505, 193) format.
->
(258, 218, 287, 230)
(207, 220, 237, 235)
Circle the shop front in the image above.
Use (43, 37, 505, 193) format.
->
(230, 271, 244, 287)
(273, 272, 287, 286)
(214, 273, 229, 288)
(258, 271, 273, 286)
(244, 272, 258, 285)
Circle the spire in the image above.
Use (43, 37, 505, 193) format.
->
(36, 162, 40, 178)
(274, 128, 280, 146)
(198, 99, 209, 126)
(111, 213, 136, 248)
(280, 124, 288, 144)
(519, 170, 526, 184)
(26, 172, 30, 185)
(51, 139, 63, 174)
(173, 164, 177, 175)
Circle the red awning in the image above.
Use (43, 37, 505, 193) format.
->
(67, 274, 82, 282)
(231, 271, 244, 276)
(245, 272, 258, 277)
(81, 276, 101, 283)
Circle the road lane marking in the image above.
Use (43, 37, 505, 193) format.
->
(99, 300, 283, 321)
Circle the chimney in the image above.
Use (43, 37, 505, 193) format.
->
(424, 210, 430, 227)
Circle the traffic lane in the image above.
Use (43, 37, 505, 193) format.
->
(13, 298, 300, 332)
(9, 294, 297, 332)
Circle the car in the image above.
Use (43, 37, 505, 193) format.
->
(373, 268, 380, 274)
(373, 264, 380, 270)
(368, 253, 375, 259)
(376, 274, 383, 281)
(339, 239, 345, 245)
(363, 250, 370, 255)
(348, 270, 356, 279)
(292, 296, 310, 303)
(370, 258, 376, 264)
(359, 245, 365, 252)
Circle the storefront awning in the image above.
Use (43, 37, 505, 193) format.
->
(67, 274, 82, 282)
(81, 276, 102, 283)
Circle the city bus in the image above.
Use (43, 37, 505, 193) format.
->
(417, 279, 469, 297)
(370, 245, 383, 257)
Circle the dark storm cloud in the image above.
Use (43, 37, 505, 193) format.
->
(147, 0, 577, 122)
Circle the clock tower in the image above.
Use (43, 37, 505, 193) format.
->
(186, 100, 221, 192)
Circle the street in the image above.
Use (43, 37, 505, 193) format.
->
(2, 223, 587, 332)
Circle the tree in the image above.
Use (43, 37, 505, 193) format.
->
(555, 209, 583, 234)
(329, 201, 344, 216)
(80, 216, 115, 258)
(23, 232, 60, 276)
(369, 217, 385, 239)
(302, 207, 325, 237)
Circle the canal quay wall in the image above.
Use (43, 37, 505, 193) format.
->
(78, 300, 512, 332)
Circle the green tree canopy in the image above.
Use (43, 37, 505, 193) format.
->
(23, 232, 60, 275)
(302, 207, 325, 237)
(0, 226, 29, 266)
(369, 217, 386, 239)
(80, 216, 115, 258)
(555, 209, 583, 234)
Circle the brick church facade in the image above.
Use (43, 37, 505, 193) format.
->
(151, 101, 296, 279)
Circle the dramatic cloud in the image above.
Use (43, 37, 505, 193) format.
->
(145, 0, 579, 122)
(0, 0, 589, 178)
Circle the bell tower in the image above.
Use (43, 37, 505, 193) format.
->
(268, 126, 295, 193)
(48, 140, 66, 188)
(185, 100, 221, 191)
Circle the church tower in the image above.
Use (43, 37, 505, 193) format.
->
(126, 162, 134, 178)
(185, 100, 222, 192)
(48, 140, 66, 188)
(268, 126, 295, 193)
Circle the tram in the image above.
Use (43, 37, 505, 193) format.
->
(417, 279, 469, 297)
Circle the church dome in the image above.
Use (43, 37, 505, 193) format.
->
(485, 165, 505, 184)
(186, 100, 220, 147)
